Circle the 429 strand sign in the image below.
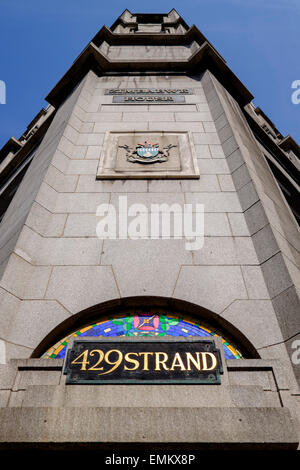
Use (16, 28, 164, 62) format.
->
(64, 338, 223, 385)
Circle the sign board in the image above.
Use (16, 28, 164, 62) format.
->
(64, 338, 223, 385)
(105, 88, 192, 104)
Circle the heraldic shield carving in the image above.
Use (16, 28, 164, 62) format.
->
(96, 131, 200, 179)
(119, 140, 177, 164)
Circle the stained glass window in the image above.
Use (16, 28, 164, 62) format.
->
(42, 312, 242, 360)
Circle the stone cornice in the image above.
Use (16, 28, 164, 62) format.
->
(46, 39, 253, 108)
(244, 108, 300, 182)
(278, 135, 300, 158)
(0, 137, 23, 164)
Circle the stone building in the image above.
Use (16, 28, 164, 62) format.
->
(0, 9, 299, 450)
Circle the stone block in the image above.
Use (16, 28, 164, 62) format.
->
(3, 300, 69, 350)
(0, 391, 10, 406)
(272, 229, 300, 268)
(63, 124, 79, 144)
(63, 214, 100, 237)
(124, 112, 175, 122)
(272, 286, 300, 341)
(214, 113, 228, 131)
(252, 225, 280, 263)
(25, 203, 67, 237)
(185, 93, 208, 103)
(218, 123, 234, 143)
(149, 104, 197, 112)
(203, 213, 232, 236)
(94, 122, 147, 132)
(192, 133, 220, 145)
(80, 122, 94, 133)
(244, 201, 269, 235)
(181, 175, 220, 192)
(77, 133, 105, 146)
(209, 144, 225, 159)
(221, 300, 283, 349)
(68, 114, 82, 133)
(203, 122, 217, 133)
(237, 181, 260, 211)
(228, 213, 250, 236)
(175, 112, 210, 122)
(90, 112, 122, 122)
(230, 386, 281, 408)
(232, 163, 252, 190)
(45, 266, 119, 313)
(17, 226, 102, 266)
(261, 253, 293, 298)
(197, 159, 230, 175)
(16, 370, 62, 389)
(102, 105, 148, 113)
(5, 343, 32, 362)
(149, 122, 204, 132)
(35, 182, 58, 213)
(76, 176, 147, 193)
(44, 165, 78, 192)
(101, 239, 192, 297)
(222, 135, 239, 157)
(0, 406, 297, 447)
(228, 367, 275, 391)
(0, 254, 51, 299)
(205, 96, 223, 120)
(23, 384, 234, 408)
(148, 180, 182, 192)
(226, 148, 244, 171)
(73, 105, 87, 122)
(0, 364, 17, 389)
(110, 192, 185, 212)
(194, 144, 211, 158)
(185, 192, 242, 212)
(66, 159, 98, 175)
(85, 146, 102, 160)
(51, 150, 70, 173)
(218, 174, 235, 191)
(174, 266, 248, 314)
(192, 237, 258, 265)
(241, 266, 270, 299)
(54, 193, 110, 213)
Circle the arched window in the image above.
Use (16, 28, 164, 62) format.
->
(42, 311, 242, 360)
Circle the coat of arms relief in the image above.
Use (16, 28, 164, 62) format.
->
(119, 140, 177, 164)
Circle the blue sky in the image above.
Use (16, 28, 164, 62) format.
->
(0, 0, 299, 148)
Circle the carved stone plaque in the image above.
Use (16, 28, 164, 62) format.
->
(97, 131, 199, 179)
(115, 134, 180, 172)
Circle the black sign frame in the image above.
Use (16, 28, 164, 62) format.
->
(63, 337, 223, 385)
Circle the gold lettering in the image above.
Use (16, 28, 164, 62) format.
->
(170, 352, 186, 371)
(89, 349, 105, 371)
(124, 352, 140, 371)
(139, 352, 153, 370)
(201, 352, 217, 371)
(71, 349, 89, 370)
(98, 349, 123, 376)
(155, 352, 169, 371)
(186, 352, 201, 371)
